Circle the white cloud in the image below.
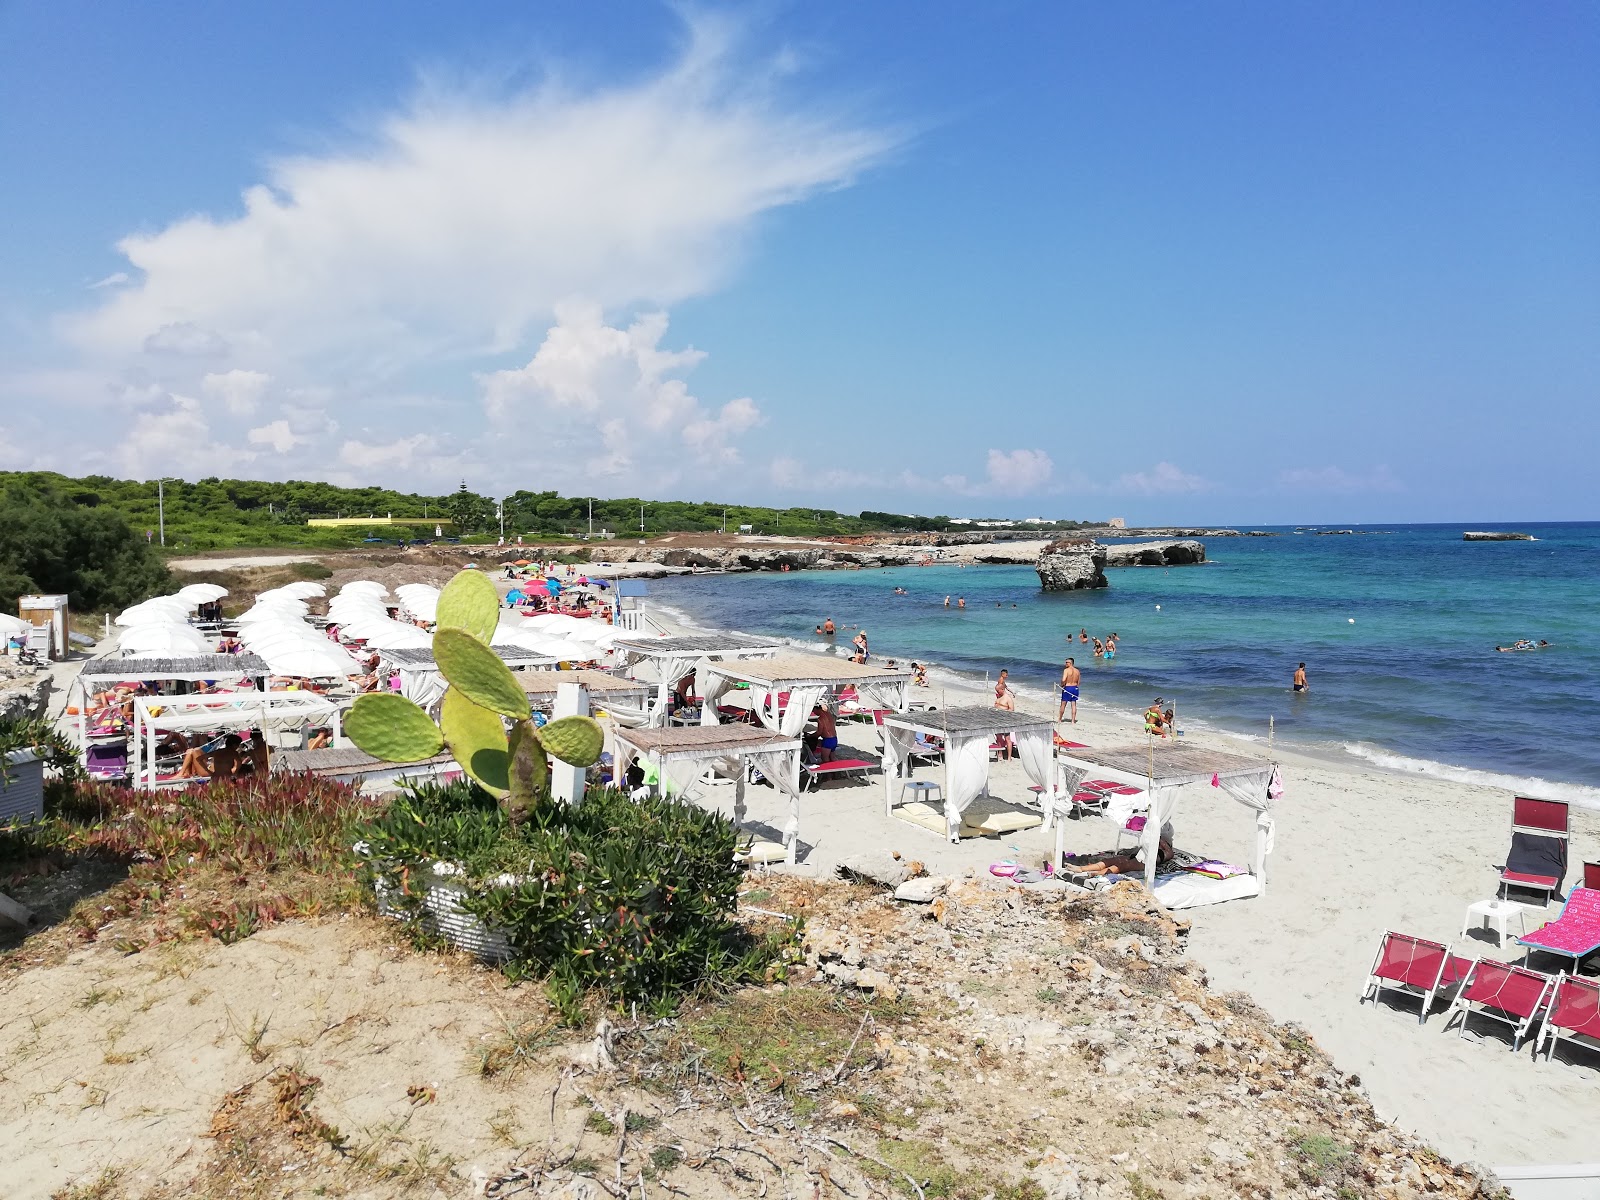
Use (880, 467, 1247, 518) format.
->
(202, 368, 271, 416)
(940, 448, 1056, 496)
(141, 322, 231, 357)
(247, 420, 300, 453)
(339, 434, 437, 474)
(478, 303, 764, 485)
(1115, 461, 1211, 495)
(63, 16, 891, 383)
(118, 391, 254, 478)
(88, 272, 129, 290)
(1278, 464, 1402, 493)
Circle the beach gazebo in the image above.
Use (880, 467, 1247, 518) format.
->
(376, 644, 557, 712)
(881, 706, 1058, 843)
(1054, 743, 1278, 888)
(270, 745, 456, 791)
(130, 691, 342, 789)
(610, 633, 783, 725)
(72, 654, 271, 750)
(520, 669, 651, 713)
(611, 724, 805, 863)
(697, 654, 913, 735)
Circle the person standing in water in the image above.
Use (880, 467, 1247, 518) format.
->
(1293, 663, 1308, 693)
(1059, 658, 1081, 723)
(957, 597, 966, 609)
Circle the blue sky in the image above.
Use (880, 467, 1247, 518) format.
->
(2, 2, 1595, 524)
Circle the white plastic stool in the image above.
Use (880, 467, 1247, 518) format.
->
(1461, 898, 1529, 946)
(901, 779, 942, 806)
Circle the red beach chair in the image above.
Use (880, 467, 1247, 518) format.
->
(1499, 797, 1570, 905)
(1585, 862, 1600, 890)
(1538, 975, 1600, 1064)
(1517, 887, 1600, 971)
(1446, 959, 1555, 1051)
(1359, 932, 1471, 1024)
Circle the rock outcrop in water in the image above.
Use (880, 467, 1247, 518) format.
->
(1035, 539, 1108, 591)
(1464, 531, 1534, 541)
(1103, 539, 1206, 566)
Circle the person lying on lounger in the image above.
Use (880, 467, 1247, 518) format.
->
(1066, 827, 1175, 876)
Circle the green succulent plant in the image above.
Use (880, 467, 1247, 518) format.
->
(344, 569, 605, 821)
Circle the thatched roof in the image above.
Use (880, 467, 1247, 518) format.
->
(885, 705, 1054, 736)
(271, 746, 452, 776)
(613, 724, 800, 758)
(708, 654, 911, 687)
(1058, 743, 1269, 785)
(611, 633, 781, 657)
(378, 645, 553, 668)
(519, 669, 651, 697)
(81, 654, 269, 681)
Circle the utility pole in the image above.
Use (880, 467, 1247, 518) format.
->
(158, 479, 165, 546)
(639, 503, 645, 533)
(588, 498, 593, 538)
(497, 501, 505, 541)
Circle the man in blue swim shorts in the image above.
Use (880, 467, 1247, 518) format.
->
(1058, 658, 1081, 723)
(814, 705, 839, 762)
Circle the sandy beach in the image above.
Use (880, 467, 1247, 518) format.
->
(643, 601, 1600, 1171)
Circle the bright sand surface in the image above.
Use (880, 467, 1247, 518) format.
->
(645, 605, 1600, 1171)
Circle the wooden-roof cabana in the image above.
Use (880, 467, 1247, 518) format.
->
(73, 654, 272, 757)
(520, 669, 651, 699)
(377, 645, 555, 670)
(612, 724, 805, 864)
(881, 706, 1058, 843)
(610, 633, 783, 725)
(1055, 743, 1279, 887)
(271, 745, 455, 789)
(700, 653, 913, 735)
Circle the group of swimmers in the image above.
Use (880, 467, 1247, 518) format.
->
(1076, 628, 1119, 660)
(1495, 639, 1552, 652)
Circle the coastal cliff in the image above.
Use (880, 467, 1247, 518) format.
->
(1035, 538, 1109, 591)
(1103, 538, 1206, 566)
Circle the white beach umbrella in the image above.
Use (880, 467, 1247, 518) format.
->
(117, 623, 210, 656)
(0, 613, 34, 636)
(277, 581, 327, 599)
(340, 580, 389, 597)
(177, 583, 228, 603)
(361, 626, 432, 650)
(260, 647, 361, 677)
(399, 596, 438, 622)
(115, 598, 193, 627)
(236, 600, 309, 623)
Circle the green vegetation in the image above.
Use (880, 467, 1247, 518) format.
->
(355, 778, 799, 1021)
(0, 473, 171, 613)
(1, 469, 1093, 553)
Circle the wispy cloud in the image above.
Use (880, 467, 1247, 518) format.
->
(1278, 464, 1402, 493)
(1114, 461, 1211, 495)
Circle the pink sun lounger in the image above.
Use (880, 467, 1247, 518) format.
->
(1517, 886, 1600, 971)
(1538, 974, 1600, 1064)
(1445, 959, 1556, 1051)
(1359, 932, 1471, 1024)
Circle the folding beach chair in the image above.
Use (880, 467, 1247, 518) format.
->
(1446, 959, 1556, 1051)
(1585, 862, 1600, 890)
(1498, 796, 1570, 905)
(1359, 931, 1471, 1024)
(1538, 974, 1600, 1064)
(1517, 887, 1600, 972)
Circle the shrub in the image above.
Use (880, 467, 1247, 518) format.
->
(356, 779, 798, 1017)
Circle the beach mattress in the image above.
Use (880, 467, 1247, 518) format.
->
(1152, 871, 1261, 910)
(895, 797, 1043, 839)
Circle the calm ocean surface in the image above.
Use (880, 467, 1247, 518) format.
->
(646, 523, 1600, 802)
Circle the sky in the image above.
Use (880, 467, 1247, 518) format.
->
(1, 2, 1596, 524)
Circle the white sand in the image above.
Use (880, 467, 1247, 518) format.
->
(647, 605, 1600, 1170)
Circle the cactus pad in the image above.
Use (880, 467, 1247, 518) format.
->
(440, 687, 510, 796)
(433, 628, 531, 719)
(537, 715, 605, 766)
(506, 718, 550, 815)
(343, 693, 444, 762)
(435, 568, 500, 643)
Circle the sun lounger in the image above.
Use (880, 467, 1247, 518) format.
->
(1585, 862, 1600, 890)
(1446, 958, 1555, 1050)
(84, 743, 129, 781)
(1538, 974, 1600, 1064)
(1499, 797, 1570, 905)
(1359, 931, 1471, 1024)
(1517, 887, 1600, 971)
(802, 758, 876, 790)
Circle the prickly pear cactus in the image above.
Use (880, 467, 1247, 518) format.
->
(343, 568, 606, 821)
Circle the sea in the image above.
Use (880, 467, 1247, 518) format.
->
(644, 522, 1600, 804)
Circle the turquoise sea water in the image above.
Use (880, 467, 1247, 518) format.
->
(646, 523, 1600, 802)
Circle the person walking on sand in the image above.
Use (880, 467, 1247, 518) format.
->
(1293, 662, 1308, 693)
(1059, 658, 1080, 723)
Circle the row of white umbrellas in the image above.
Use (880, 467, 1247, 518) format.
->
(112, 582, 233, 655)
(327, 582, 432, 651)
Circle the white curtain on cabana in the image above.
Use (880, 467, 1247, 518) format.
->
(943, 733, 992, 838)
(398, 669, 447, 714)
(699, 666, 740, 726)
(855, 678, 909, 713)
(748, 684, 826, 737)
(1014, 727, 1055, 825)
